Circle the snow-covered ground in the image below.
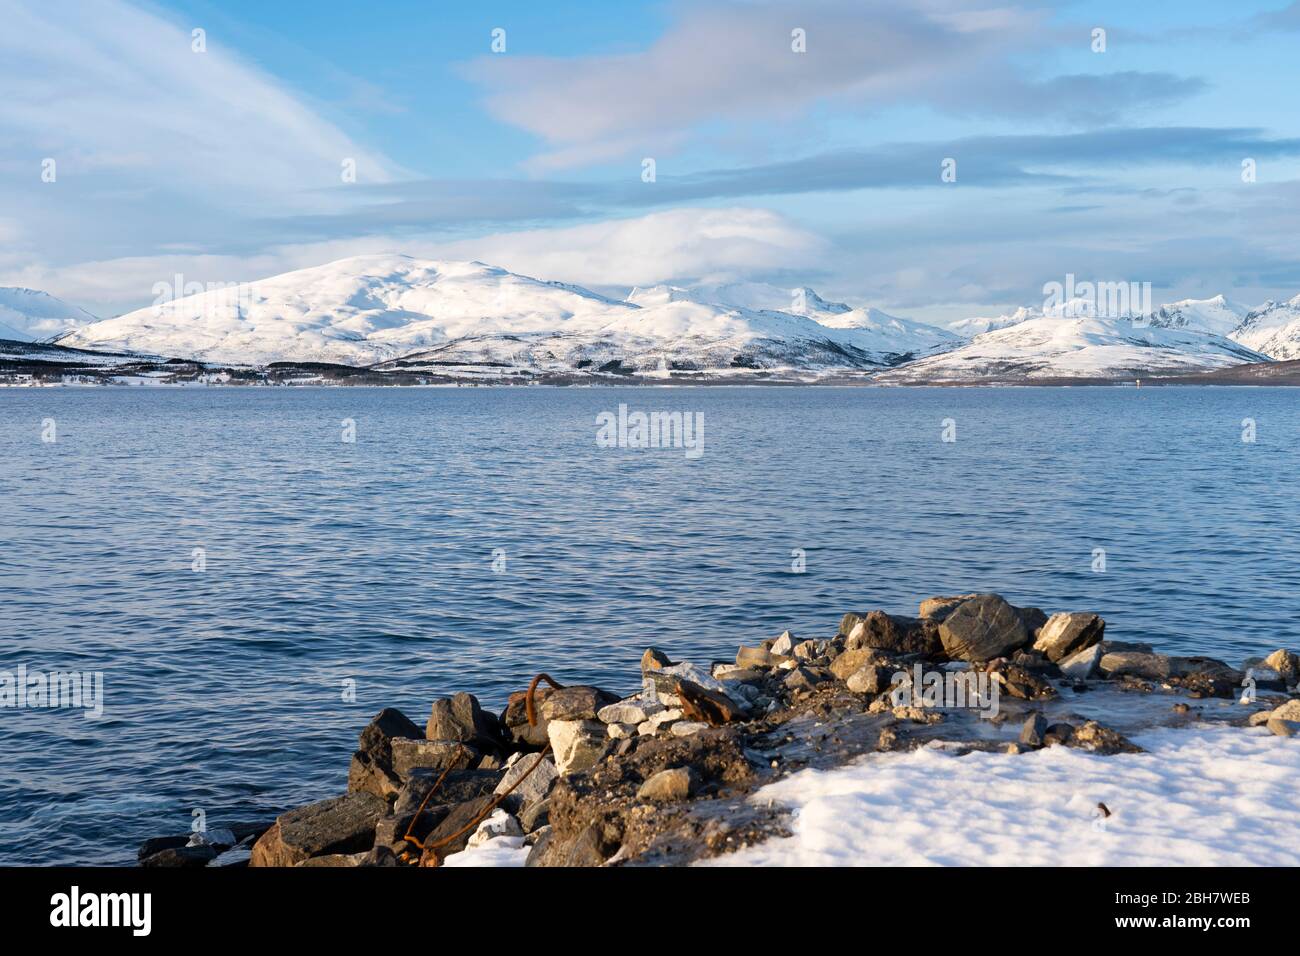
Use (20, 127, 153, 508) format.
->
(704, 724, 1300, 867)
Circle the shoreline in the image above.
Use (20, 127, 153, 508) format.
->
(135, 593, 1300, 868)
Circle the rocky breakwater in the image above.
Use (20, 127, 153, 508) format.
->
(136, 593, 1300, 868)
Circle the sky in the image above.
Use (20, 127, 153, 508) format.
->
(2, 0, 1300, 323)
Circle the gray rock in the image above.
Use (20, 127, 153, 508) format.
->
(670, 720, 709, 737)
(392, 769, 500, 818)
(540, 686, 619, 722)
(520, 798, 550, 833)
(938, 594, 1031, 662)
(250, 792, 386, 867)
(347, 749, 402, 801)
(548, 719, 609, 775)
(493, 752, 558, 808)
(637, 767, 700, 802)
(846, 665, 892, 695)
(358, 708, 423, 767)
(637, 708, 683, 736)
(390, 738, 479, 779)
(426, 692, 501, 751)
(422, 796, 497, 856)
(1033, 612, 1105, 662)
(736, 645, 777, 669)
(1059, 643, 1104, 680)
(1020, 712, 1048, 747)
(141, 845, 218, 868)
(844, 610, 943, 657)
(597, 698, 660, 725)
(771, 630, 797, 656)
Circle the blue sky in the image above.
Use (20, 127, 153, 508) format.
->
(2, 0, 1299, 321)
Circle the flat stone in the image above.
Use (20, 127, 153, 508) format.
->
(540, 686, 619, 722)
(1059, 643, 1104, 680)
(670, 720, 709, 737)
(548, 719, 609, 775)
(1033, 612, 1105, 662)
(938, 595, 1031, 662)
(598, 698, 660, 725)
(390, 738, 479, 779)
(250, 792, 386, 867)
(493, 752, 558, 808)
(637, 767, 699, 802)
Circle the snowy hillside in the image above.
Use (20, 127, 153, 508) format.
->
(1147, 295, 1248, 336)
(879, 315, 1268, 381)
(0, 288, 98, 342)
(1229, 296, 1300, 360)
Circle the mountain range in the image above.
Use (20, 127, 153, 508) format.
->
(3, 254, 1299, 383)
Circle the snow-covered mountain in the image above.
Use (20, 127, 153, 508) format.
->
(0, 288, 98, 342)
(1147, 295, 1248, 336)
(1228, 296, 1300, 360)
(946, 307, 1039, 338)
(878, 315, 1268, 382)
(60, 258, 956, 373)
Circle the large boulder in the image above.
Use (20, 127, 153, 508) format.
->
(359, 708, 422, 767)
(501, 688, 552, 748)
(1097, 651, 1177, 680)
(1263, 649, 1300, 686)
(1059, 643, 1104, 680)
(539, 686, 619, 722)
(918, 594, 978, 622)
(390, 738, 479, 779)
(426, 693, 502, 752)
(250, 793, 386, 867)
(937, 595, 1031, 662)
(347, 750, 402, 801)
(1266, 699, 1300, 737)
(843, 610, 943, 657)
(1033, 612, 1105, 662)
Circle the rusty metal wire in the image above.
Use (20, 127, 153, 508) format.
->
(400, 673, 566, 867)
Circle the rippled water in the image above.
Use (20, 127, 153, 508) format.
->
(1, 385, 1297, 864)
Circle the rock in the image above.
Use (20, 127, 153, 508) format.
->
(348, 750, 402, 801)
(637, 767, 700, 803)
(520, 798, 551, 833)
(771, 630, 797, 656)
(641, 647, 673, 671)
(1267, 716, 1298, 738)
(1069, 720, 1142, 755)
(1018, 606, 1049, 636)
(637, 708, 683, 735)
(1098, 651, 1178, 680)
(501, 687, 554, 748)
(375, 809, 441, 848)
(250, 792, 386, 867)
(137, 835, 190, 861)
(713, 664, 765, 682)
(1033, 612, 1105, 662)
(392, 769, 501, 818)
(1247, 709, 1275, 727)
(187, 827, 237, 849)
(844, 610, 943, 657)
(141, 845, 218, 868)
(466, 809, 523, 848)
(670, 721, 709, 737)
(426, 692, 502, 752)
(358, 708, 423, 768)
(846, 665, 892, 695)
(918, 594, 978, 622)
(548, 719, 609, 775)
(1019, 712, 1048, 747)
(736, 645, 776, 669)
(540, 686, 619, 722)
(830, 646, 894, 681)
(390, 738, 479, 779)
(675, 678, 743, 725)
(992, 663, 1057, 700)
(1043, 722, 1075, 746)
(597, 698, 660, 725)
(782, 666, 823, 694)
(607, 722, 637, 739)
(649, 662, 728, 695)
(1059, 643, 1104, 680)
(938, 595, 1031, 662)
(494, 752, 558, 808)
(1271, 699, 1300, 722)
(423, 796, 497, 857)
(792, 639, 827, 661)
(1263, 648, 1299, 685)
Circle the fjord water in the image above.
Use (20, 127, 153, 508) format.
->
(1, 386, 1297, 865)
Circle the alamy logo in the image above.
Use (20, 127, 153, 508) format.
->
(596, 404, 704, 459)
(1042, 273, 1152, 321)
(889, 663, 1000, 718)
(0, 665, 104, 719)
(50, 886, 151, 936)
